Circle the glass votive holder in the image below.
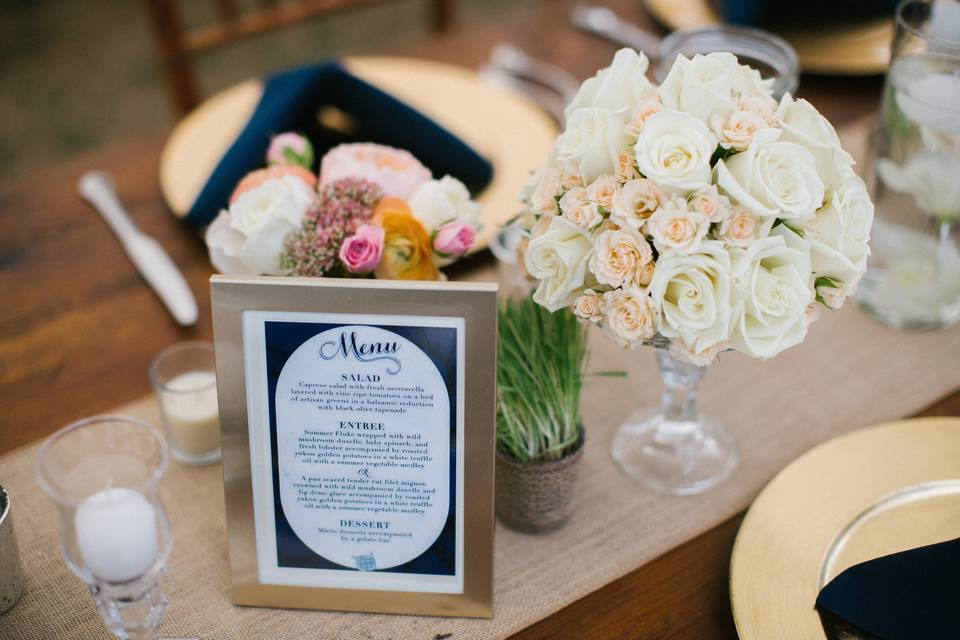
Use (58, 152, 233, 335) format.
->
(149, 341, 221, 465)
(655, 25, 800, 100)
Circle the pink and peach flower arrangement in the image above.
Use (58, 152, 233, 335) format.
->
(206, 135, 480, 280)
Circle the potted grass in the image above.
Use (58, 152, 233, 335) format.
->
(496, 295, 589, 533)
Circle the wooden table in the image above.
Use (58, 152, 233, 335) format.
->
(1, 1, 956, 638)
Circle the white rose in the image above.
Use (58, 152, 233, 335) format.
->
(804, 169, 874, 286)
(648, 240, 734, 354)
(730, 231, 814, 359)
(776, 94, 854, 188)
(205, 175, 314, 275)
(610, 178, 665, 230)
(601, 288, 657, 347)
(589, 227, 653, 288)
(525, 216, 595, 311)
(530, 167, 562, 215)
(556, 107, 630, 183)
(659, 53, 739, 123)
(716, 128, 825, 219)
(559, 186, 603, 230)
(634, 110, 717, 193)
(565, 48, 655, 117)
(408, 175, 481, 232)
(647, 196, 711, 255)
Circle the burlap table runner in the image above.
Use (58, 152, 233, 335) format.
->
(2, 305, 959, 639)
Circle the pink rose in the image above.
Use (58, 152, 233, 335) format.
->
(339, 225, 384, 274)
(320, 143, 431, 200)
(433, 221, 476, 259)
(266, 132, 314, 168)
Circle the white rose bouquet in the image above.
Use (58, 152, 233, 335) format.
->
(521, 49, 874, 364)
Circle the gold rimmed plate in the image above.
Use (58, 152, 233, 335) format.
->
(644, 0, 892, 75)
(159, 56, 558, 251)
(730, 417, 960, 639)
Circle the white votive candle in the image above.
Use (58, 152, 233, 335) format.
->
(74, 488, 158, 583)
(161, 371, 220, 456)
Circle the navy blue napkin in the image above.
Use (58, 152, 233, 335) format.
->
(815, 537, 960, 639)
(718, 0, 899, 27)
(186, 62, 494, 228)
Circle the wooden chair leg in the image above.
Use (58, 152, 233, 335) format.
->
(431, 0, 453, 33)
(143, 0, 200, 116)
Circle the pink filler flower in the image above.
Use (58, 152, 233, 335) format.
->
(433, 221, 476, 258)
(339, 224, 385, 274)
(320, 143, 431, 200)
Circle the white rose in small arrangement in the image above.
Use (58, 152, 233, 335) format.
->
(520, 49, 873, 367)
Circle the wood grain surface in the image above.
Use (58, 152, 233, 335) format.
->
(1, 1, 954, 638)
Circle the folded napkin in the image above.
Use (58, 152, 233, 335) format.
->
(719, 0, 898, 27)
(815, 537, 960, 639)
(186, 62, 494, 228)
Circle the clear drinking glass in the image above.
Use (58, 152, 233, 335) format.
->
(611, 349, 738, 495)
(857, 0, 960, 328)
(35, 416, 172, 640)
(149, 342, 221, 465)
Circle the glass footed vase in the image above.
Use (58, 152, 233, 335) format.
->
(611, 349, 738, 495)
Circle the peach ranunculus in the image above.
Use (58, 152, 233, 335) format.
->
(559, 187, 603, 230)
(230, 165, 317, 203)
(709, 109, 769, 152)
(615, 153, 641, 183)
(587, 174, 620, 209)
(373, 198, 439, 281)
(647, 196, 711, 255)
(320, 143, 431, 200)
(601, 288, 657, 348)
(624, 97, 664, 138)
(572, 289, 604, 324)
(687, 185, 731, 223)
(717, 205, 766, 248)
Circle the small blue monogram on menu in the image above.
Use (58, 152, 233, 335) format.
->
(319, 330, 402, 374)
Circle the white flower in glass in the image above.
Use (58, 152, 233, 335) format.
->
(877, 152, 960, 222)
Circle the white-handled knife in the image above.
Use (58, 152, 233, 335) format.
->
(78, 171, 199, 326)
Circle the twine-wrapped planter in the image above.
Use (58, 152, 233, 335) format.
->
(495, 433, 585, 533)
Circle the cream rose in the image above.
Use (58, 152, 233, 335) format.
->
(776, 94, 854, 188)
(634, 110, 717, 193)
(716, 128, 825, 220)
(615, 153, 642, 183)
(573, 289, 604, 323)
(624, 97, 664, 138)
(730, 231, 813, 359)
(658, 53, 739, 123)
(647, 196, 712, 255)
(559, 186, 603, 230)
(709, 109, 769, 152)
(206, 175, 314, 275)
(530, 167, 562, 215)
(555, 107, 631, 183)
(648, 241, 734, 354)
(408, 176, 481, 232)
(717, 205, 771, 248)
(601, 288, 657, 348)
(687, 184, 731, 223)
(565, 48, 656, 117)
(610, 178, 665, 231)
(589, 227, 653, 288)
(524, 216, 595, 311)
(587, 174, 620, 209)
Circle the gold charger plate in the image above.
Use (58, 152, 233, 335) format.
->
(159, 56, 558, 251)
(730, 417, 960, 639)
(644, 0, 892, 75)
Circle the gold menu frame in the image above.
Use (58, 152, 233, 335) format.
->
(210, 275, 497, 617)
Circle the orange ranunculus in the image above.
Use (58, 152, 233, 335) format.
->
(373, 198, 439, 281)
(229, 165, 317, 203)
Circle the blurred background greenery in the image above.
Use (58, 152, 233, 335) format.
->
(0, 0, 534, 179)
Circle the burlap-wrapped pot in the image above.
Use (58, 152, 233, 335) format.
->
(495, 433, 585, 533)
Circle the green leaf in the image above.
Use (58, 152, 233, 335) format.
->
(711, 144, 736, 166)
(815, 276, 840, 289)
